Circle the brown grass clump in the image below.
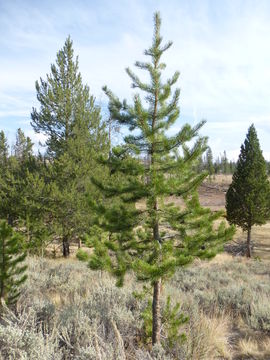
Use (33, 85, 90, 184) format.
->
(183, 310, 232, 360)
(237, 337, 270, 359)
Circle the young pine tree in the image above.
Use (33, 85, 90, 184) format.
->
(88, 12, 234, 346)
(226, 124, 270, 257)
(0, 221, 27, 307)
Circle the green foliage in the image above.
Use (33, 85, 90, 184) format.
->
(88, 11, 234, 287)
(0, 129, 53, 254)
(0, 128, 34, 226)
(226, 124, 270, 231)
(163, 296, 188, 347)
(221, 151, 229, 175)
(141, 300, 153, 341)
(0, 131, 9, 166)
(142, 295, 188, 347)
(0, 221, 27, 307)
(76, 248, 89, 262)
(31, 36, 107, 158)
(31, 36, 108, 256)
(205, 147, 214, 176)
(88, 11, 234, 345)
(32, 37, 90, 157)
(13, 128, 34, 162)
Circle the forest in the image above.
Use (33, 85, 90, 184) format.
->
(0, 11, 270, 360)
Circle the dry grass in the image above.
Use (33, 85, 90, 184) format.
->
(183, 311, 232, 360)
(237, 337, 270, 359)
(238, 338, 262, 358)
(2, 176, 268, 359)
(0, 254, 269, 359)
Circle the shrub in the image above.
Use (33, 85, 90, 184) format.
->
(0, 255, 268, 359)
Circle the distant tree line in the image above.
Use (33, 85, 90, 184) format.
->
(198, 147, 270, 177)
(197, 148, 235, 175)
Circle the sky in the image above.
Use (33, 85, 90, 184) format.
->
(1, 0, 270, 160)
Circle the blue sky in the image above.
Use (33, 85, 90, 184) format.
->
(1, 0, 270, 160)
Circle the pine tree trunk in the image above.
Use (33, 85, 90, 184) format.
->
(150, 54, 162, 346)
(152, 198, 162, 345)
(7, 215, 13, 227)
(63, 234, 70, 257)
(152, 278, 161, 345)
(0, 282, 5, 308)
(246, 227, 251, 258)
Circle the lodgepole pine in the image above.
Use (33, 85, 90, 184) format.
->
(88, 12, 234, 345)
(31, 37, 107, 257)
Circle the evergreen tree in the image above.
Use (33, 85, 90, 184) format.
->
(13, 128, 33, 162)
(31, 36, 108, 256)
(214, 156, 221, 174)
(0, 221, 27, 307)
(0, 131, 10, 221)
(0, 129, 48, 250)
(266, 160, 270, 176)
(88, 12, 234, 345)
(226, 124, 270, 257)
(206, 147, 214, 177)
(0, 131, 9, 166)
(196, 154, 204, 173)
(0, 129, 52, 254)
(48, 98, 107, 257)
(0, 129, 31, 226)
(229, 160, 235, 174)
(18, 161, 54, 254)
(31, 36, 102, 158)
(221, 150, 229, 174)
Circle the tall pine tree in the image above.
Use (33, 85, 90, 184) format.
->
(226, 124, 270, 257)
(31, 36, 108, 256)
(88, 12, 234, 346)
(31, 36, 92, 157)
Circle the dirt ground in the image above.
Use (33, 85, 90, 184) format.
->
(199, 176, 231, 211)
